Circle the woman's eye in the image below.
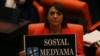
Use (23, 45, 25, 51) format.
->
(49, 12, 55, 15)
(57, 12, 62, 16)
(49, 11, 62, 16)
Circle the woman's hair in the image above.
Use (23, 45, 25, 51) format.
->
(44, 2, 67, 28)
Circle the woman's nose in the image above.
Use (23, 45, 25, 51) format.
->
(54, 13, 57, 18)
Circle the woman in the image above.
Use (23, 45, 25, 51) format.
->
(19, 2, 85, 56)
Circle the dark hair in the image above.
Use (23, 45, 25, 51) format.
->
(44, 2, 67, 28)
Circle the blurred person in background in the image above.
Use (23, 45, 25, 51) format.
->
(16, 0, 40, 23)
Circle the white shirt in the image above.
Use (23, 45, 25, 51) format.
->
(5, 0, 16, 8)
(5, 0, 26, 8)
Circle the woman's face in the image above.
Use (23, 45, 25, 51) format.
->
(47, 6, 63, 26)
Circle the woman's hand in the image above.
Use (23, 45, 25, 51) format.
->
(19, 50, 26, 56)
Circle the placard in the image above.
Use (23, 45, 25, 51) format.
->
(24, 34, 76, 56)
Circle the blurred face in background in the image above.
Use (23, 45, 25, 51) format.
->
(47, 6, 63, 27)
